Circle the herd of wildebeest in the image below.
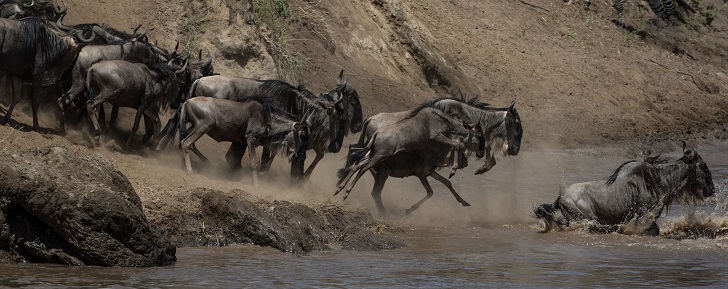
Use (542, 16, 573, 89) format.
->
(0, 0, 717, 236)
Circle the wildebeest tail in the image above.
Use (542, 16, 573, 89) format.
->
(348, 132, 375, 166)
(156, 109, 181, 150)
(87, 69, 98, 104)
(337, 132, 376, 185)
(178, 102, 189, 141)
(354, 117, 372, 148)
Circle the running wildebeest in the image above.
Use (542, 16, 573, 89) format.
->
(178, 96, 310, 187)
(0, 16, 96, 131)
(85, 58, 190, 149)
(335, 107, 488, 211)
(534, 142, 715, 236)
(356, 96, 522, 176)
(161, 72, 351, 180)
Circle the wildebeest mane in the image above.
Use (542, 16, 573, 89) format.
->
(605, 160, 637, 186)
(143, 61, 177, 78)
(260, 79, 297, 96)
(21, 17, 75, 72)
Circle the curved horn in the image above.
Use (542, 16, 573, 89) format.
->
(175, 59, 190, 74)
(131, 23, 142, 34)
(197, 49, 202, 60)
(76, 29, 97, 43)
(508, 99, 515, 111)
(169, 40, 179, 58)
(22, 0, 35, 8)
(336, 69, 347, 86)
(54, 0, 67, 15)
(135, 28, 148, 41)
(92, 26, 122, 43)
(55, 13, 72, 32)
(202, 51, 213, 68)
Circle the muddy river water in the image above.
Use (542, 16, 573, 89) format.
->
(2, 143, 728, 288)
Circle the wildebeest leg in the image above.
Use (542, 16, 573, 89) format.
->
(475, 146, 496, 175)
(430, 172, 471, 206)
(109, 105, 120, 129)
(370, 170, 389, 214)
(335, 161, 364, 196)
(180, 123, 211, 174)
(259, 146, 274, 173)
(86, 102, 105, 145)
(405, 176, 436, 215)
(125, 108, 145, 150)
(54, 84, 67, 134)
(30, 77, 42, 131)
(246, 138, 260, 187)
(225, 142, 246, 171)
(433, 134, 464, 150)
(1, 76, 19, 125)
(344, 155, 387, 199)
(141, 109, 161, 145)
(303, 149, 325, 178)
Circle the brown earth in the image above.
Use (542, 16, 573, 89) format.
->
(1, 0, 728, 260)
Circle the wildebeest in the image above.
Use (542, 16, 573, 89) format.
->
(163, 73, 349, 180)
(178, 96, 310, 187)
(0, 0, 66, 21)
(356, 96, 522, 175)
(335, 107, 488, 211)
(0, 16, 96, 131)
(534, 142, 715, 235)
(85, 58, 190, 149)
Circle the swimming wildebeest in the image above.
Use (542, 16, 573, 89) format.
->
(534, 142, 715, 236)
(178, 96, 310, 187)
(85, 58, 190, 149)
(356, 97, 522, 176)
(0, 16, 97, 131)
(335, 107, 491, 214)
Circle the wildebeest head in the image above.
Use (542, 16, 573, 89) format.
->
(463, 118, 487, 159)
(330, 69, 363, 134)
(504, 99, 523, 156)
(322, 91, 345, 153)
(284, 117, 310, 163)
(679, 142, 715, 199)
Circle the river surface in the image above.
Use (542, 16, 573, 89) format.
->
(2, 143, 728, 288)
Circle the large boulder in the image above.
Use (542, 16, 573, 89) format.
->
(0, 146, 175, 266)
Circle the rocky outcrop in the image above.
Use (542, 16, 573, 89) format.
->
(0, 146, 175, 266)
(147, 188, 404, 254)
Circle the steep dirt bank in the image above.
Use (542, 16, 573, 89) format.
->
(59, 0, 728, 149)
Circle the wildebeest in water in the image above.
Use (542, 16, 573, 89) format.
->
(534, 142, 715, 236)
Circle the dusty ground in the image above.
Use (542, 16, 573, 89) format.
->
(1, 0, 727, 253)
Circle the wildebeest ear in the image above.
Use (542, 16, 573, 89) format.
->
(336, 69, 347, 87)
(682, 142, 697, 162)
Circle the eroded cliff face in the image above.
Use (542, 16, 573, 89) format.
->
(60, 0, 728, 147)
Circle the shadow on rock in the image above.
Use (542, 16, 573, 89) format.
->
(150, 188, 405, 255)
(0, 146, 176, 266)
